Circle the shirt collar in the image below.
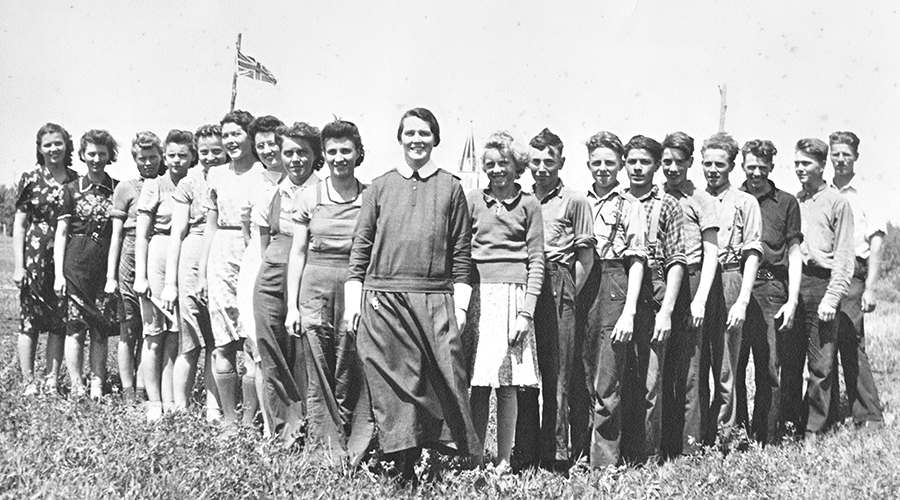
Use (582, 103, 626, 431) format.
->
(587, 180, 627, 202)
(626, 184, 660, 202)
(798, 181, 829, 201)
(535, 179, 564, 203)
(397, 159, 439, 180)
(482, 184, 523, 207)
(80, 173, 114, 193)
(663, 179, 695, 198)
(739, 179, 779, 201)
(831, 175, 858, 194)
(279, 173, 320, 195)
(706, 182, 735, 200)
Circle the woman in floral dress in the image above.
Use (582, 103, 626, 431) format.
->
(53, 129, 120, 399)
(13, 123, 79, 396)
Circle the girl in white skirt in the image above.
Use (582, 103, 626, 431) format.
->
(466, 131, 545, 472)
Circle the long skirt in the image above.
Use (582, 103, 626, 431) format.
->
(64, 235, 117, 338)
(178, 232, 212, 353)
(207, 229, 245, 346)
(254, 259, 307, 447)
(357, 290, 480, 455)
(301, 263, 374, 464)
(467, 282, 540, 388)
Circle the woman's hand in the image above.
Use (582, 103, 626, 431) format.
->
(510, 313, 531, 346)
(455, 307, 467, 333)
(343, 305, 361, 334)
(133, 277, 150, 297)
(160, 284, 178, 312)
(285, 307, 302, 336)
(54, 276, 66, 297)
(13, 267, 26, 288)
(104, 277, 118, 295)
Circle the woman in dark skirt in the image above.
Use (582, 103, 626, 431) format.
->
(53, 130, 120, 399)
(106, 131, 163, 402)
(252, 121, 321, 444)
(285, 119, 373, 463)
(345, 108, 481, 477)
(13, 123, 79, 396)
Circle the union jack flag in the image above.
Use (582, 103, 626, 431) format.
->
(237, 50, 277, 85)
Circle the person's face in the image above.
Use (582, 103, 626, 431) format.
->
(830, 143, 857, 178)
(197, 135, 228, 171)
(324, 137, 359, 180)
(83, 142, 110, 177)
(661, 148, 691, 186)
(164, 142, 193, 178)
(280, 136, 315, 184)
(133, 147, 162, 179)
(702, 148, 734, 190)
(625, 148, 659, 190)
(399, 117, 435, 167)
(222, 122, 251, 161)
(794, 150, 824, 186)
(483, 148, 517, 192)
(528, 146, 564, 191)
(39, 132, 67, 167)
(741, 152, 773, 192)
(587, 147, 622, 190)
(254, 131, 282, 169)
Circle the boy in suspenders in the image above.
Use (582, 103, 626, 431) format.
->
(621, 135, 686, 463)
(578, 131, 647, 468)
(701, 132, 763, 445)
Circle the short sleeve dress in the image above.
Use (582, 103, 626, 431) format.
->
(58, 174, 119, 337)
(15, 165, 79, 335)
(137, 173, 179, 336)
(109, 177, 149, 325)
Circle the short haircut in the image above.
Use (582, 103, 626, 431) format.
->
(829, 131, 860, 155)
(529, 127, 564, 157)
(321, 119, 365, 167)
(741, 139, 778, 164)
(220, 109, 255, 133)
(396, 107, 441, 146)
(248, 115, 285, 163)
(79, 129, 119, 164)
(795, 138, 829, 164)
(194, 124, 227, 164)
(164, 129, 199, 168)
(585, 131, 624, 157)
(701, 132, 740, 164)
(35, 123, 74, 167)
(624, 135, 663, 163)
(662, 131, 694, 157)
(483, 131, 530, 176)
(276, 122, 324, 172)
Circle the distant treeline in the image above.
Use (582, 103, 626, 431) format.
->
(0, 184, 15, 236)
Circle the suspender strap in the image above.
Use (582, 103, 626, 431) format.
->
(598, 196, 625, 258)
(647, 197, 664, 250)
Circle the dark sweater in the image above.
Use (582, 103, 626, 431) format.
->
(348, 168, 472, 292)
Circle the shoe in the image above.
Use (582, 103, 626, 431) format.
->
(146, 402, 163, 422)
(43, 376, 59, 396)
(22, 382, 38, 397)
(70, 384, 87, 400)
(90, 384, 103, 401)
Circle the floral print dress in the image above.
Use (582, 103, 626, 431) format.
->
(15, 165, 79, 335)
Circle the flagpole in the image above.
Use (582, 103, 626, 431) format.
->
(230, 33, 242, 112)
(718, 83, 727, 132)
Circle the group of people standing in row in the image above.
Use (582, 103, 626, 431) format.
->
(13, 107, 885, 476)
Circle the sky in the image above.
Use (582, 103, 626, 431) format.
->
(1, 1, 898, 218)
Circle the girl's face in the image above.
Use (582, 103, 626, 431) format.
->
(280, 136, 315, 185)
(483, 148, 517, 192)
(197, 135, 228, 170)
(255, 131, 282, 170)
(324, 137, 359, 180)
(39, 132, 67, 167)
(133, 147, 162, 179)
(83, 142, 110, 177)
(222, 122, 251, 161)
(399, 116, 435, 167)
(164, 142, 193, 178)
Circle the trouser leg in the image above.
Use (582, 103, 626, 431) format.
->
(801, 275, 836, 434)
(835, 277, 883, 425)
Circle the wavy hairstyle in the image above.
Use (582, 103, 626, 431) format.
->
(483, 131, 530, 177)
(248, 115, 285, 163)
(795, 138, 829, 164)
(741, 139, 778, 164)
(35, 123, 74, 167)
(322, 119, 365, 167)
(701, 132, 740, 165)
(624, 135, 663, 163)
(79, 129, 119, 163)
(530, 127, 564, 157)
(585, 130, 624, 157)
(829, 131, 860, 155)
(275, 122, 324, 172)
(164, 129, 198, 168)
(662, 131, 695, 158)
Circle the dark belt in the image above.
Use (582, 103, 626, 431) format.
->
(598, 259, 625, 271)
(721, 261, 741, 272)
(686, 262, 702, 275)
(757, 266, 787, 281)
(802, 264, 831, 279)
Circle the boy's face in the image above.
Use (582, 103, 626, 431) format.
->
(702, 148, 734, 190)
(830, 143, 857, 178)
(661, 147, 691, 186)
(794, 150, 824, 186)
(528, 146, 564, 191)
(587, 147, 622, 190)
(741, 152, 772, 192)
(625, 148, 659, 190)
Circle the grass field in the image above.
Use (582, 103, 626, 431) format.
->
(0, 234, 898, 499)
